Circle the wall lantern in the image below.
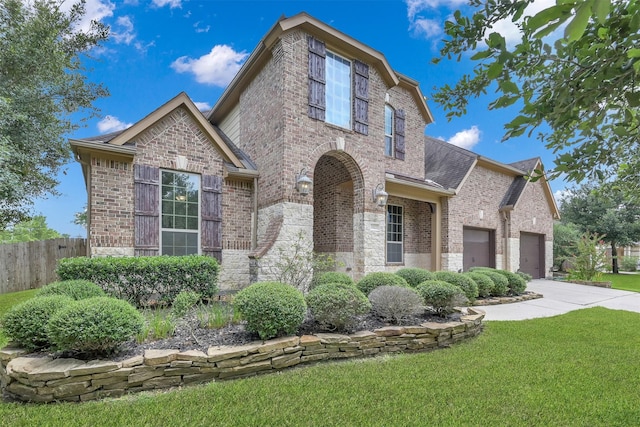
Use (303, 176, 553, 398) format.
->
(295, 168, 313, 196)
(372, 183, 388, 207)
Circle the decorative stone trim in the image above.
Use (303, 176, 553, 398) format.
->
(1, 308, 485, 403)
(473, 292, 543, 306)
(566, 280, 612, 288)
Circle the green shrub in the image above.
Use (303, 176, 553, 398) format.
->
(368, 286, 424, 324)
(464, 272, 494, 298)
(234, 282, 306, 340)
(416, 280, 467, 316)
(432, 271, 478, 302)
(171, 291, 201, 318)
(136, 309, 176, 343)
(620, 256, 638, 272)
(36, 280, 106, 300)
(475, 271, 510, 297)
(56, 255, 219, 307)
(356, 272, 410, 296)
(395, 268, 434, 288)
(1, 295, 72, 350)
(310, 272, 355, 290)
(306, 283, 370, 331)
(47, 297, 144, 354)
(515, 271, 533, 282)
(495, 270, 528, 295)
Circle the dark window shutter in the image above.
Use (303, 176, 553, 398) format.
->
(134, 164, 160, 256)
(201, 175, 222, 262)
(394, 109, 405, 161)
(308, 36, 326, 121)
(353, 60, 369, 135)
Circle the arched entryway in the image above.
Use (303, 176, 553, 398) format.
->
(313, 152, 364, 277)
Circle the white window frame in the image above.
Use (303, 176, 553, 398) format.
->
(384, 104, 394, 157)
(325, 51, 352, 129)
(160, 170, 201, 256)
(386, 204, 403, 264)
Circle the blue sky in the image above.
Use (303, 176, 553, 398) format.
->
(34, 0, 564, 236)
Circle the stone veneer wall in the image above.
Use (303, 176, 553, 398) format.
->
(1, 309, 484, 403)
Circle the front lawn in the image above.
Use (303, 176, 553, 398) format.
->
(602, 272, 640, 292)
(1, 307, 639, 426)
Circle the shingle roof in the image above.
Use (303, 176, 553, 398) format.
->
(212, 126, 257, 171)
(500, 158, 541, 208)
(424, 136, 477, 190)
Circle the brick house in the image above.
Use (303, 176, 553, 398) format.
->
(71, 13, 559, 289)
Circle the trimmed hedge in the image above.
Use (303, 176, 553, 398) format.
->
(47, 297, 144, 354)
(464, 272, 494, 298)
(1, 295, 73, 350)
(432, 271, 479, 302)
(356, 272, 410, 296)
(471, 270, 510, 297)
(310, 272, 355, 290)
(36, 280, 106, 300)
(368, 286, 424, 324)
(416, 280, 467, 315)
(56, 255, 219, 307)
(395, 268, 434, 288)
(306, 283, 370, 331)
(234, 282, 306, 340)
(469, 267, 527, 296)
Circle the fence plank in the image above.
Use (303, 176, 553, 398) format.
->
(0, 238, 87, 294)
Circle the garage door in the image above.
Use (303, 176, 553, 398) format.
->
(520, 232, 544, 279)
(463, 228, 495, 271)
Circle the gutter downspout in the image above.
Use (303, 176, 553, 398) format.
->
(501, 210, 511, 271)
(251, 177, 258, 250)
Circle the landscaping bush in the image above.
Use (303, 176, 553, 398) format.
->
(495, 270, 528, 295)
(356, 272, 410, 296)
(306, 283, 371, 331)
(464, 272, 494, 298)
(416, 280, 467, 316)
(234, 282, 306, 340)
(515, 271, 533, 282)
(432, 271, 479, 302)
(473, 270, 510, 297)
(56, 255, 219, 307)
(310, 271, 355, 290)
(171, 291, 201, 318)
(36, 280, 106, 300)
(47, 297, 144, 354)
(395, 268, 434, 288)
(620, 256, 639, 272)
(1, 295, 72, 350)
(368, 286, 424, 324)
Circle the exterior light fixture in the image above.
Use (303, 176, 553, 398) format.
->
(295, 168, 313, 195)
(372, 183, 388, 207)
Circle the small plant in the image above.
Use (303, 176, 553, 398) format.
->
(475, 271, 510, 297)
(234, 282, 307, 340)
(47, 297, 144, 354)
(1, 295, 72, 350)
(432, 271, 478, 302)
(395, 268, 434, 288)
(567, 232, 608, 281)
(416, 280, 467, 316)
(196, 302, 241, 329)
(171, 291, 201, 318)
(310, 271, 355, 290)
(620, 256, 638, 272)
(495, 270, 528, 295)
(463, 272, 494, 298)
(136, 308, 176, 343)
(515, 271, 533, 282)
(356, 272, 410, 296)
(368, 286, 424, 324)
(36, 280, 106, 300)
(306, 283, 371, 331)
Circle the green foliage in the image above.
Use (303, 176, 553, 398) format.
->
(515, 271, 533, 283)
(494, 270, 528, 296)
(136, 309, 176, 343)
(1, 295, 72, 350)
(356, 272, 410, 296)
(171, 291, 201, 318)
(395, 268, 434, 288)
(464, 272, 494, 298)
(433, 0, 640, 193)
(471, 270, 510, 297)
(36, 279, 105, 300)
(196, 302, 241, 329)
(553, 222, 582, 270)
(0, 215, 66, 243)
(567, 232, 608, 281)
(0, 0, 109, 227)
(310, 271, 355, 290)
(432, 271, 479, 302)
(368, 285, 424, 324)
(416, 280, 467, 316)
(47, 297, 144, 354)
(620, 256, 639, 272)
(56, 255, 219, 307)
(234, 282, 306, 340)
(306, 283, 371, 331)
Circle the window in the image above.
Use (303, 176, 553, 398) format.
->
(160, 170, 200, 255)
(325, 51, 351, 128)
(384, 105, 394, 156)
(386, 204, 403, 263)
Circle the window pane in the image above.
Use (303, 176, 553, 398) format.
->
(386, 205, 403, 263)
(161, 171, 200, 255)
(175, 202, 186, 216)
(162, 216, 173, 229)
(187, 217, 198, 230)
(187, 202, 198, 217)
(174, 216, 186, 229)
(325, 52, 351, 128)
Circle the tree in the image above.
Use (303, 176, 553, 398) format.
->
(433, 0, 640, 193)
(559, 182, 640, 273)
(553, 221, 581, 271)
(0, 0, 109, 228)
(73, 204, 87, 229)
(0, 215, 67, 243)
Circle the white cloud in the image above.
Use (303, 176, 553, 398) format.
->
(111, 16, 135, 45)
(61, 0, 114, 33)
(447, 126, 481, 149)
(97, 115, 133, 133)
(152, 0, 182, 8)
(553, 189, 572, 205)
(410, 18, 442, 39)
(405, 0, 467, 21)
(194, 101, 212, 112)
(194, 22, 210, 33)
(489, 0, 557, 47)
(171, 45, 248, 87)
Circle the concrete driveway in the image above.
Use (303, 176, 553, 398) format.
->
(476, 279, 640, 321)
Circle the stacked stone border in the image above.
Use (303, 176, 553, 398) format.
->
(1, 308, 485, 403)
(473, 291, 543, 306)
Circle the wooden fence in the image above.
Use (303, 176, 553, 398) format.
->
(0, 238, 87, 294)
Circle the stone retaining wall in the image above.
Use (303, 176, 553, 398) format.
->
(1, 308, 485, 403)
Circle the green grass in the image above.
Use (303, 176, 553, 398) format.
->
(0, 289, 38, 348)
(1, 307, 639, 426)
(602, 272, 640, 292)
